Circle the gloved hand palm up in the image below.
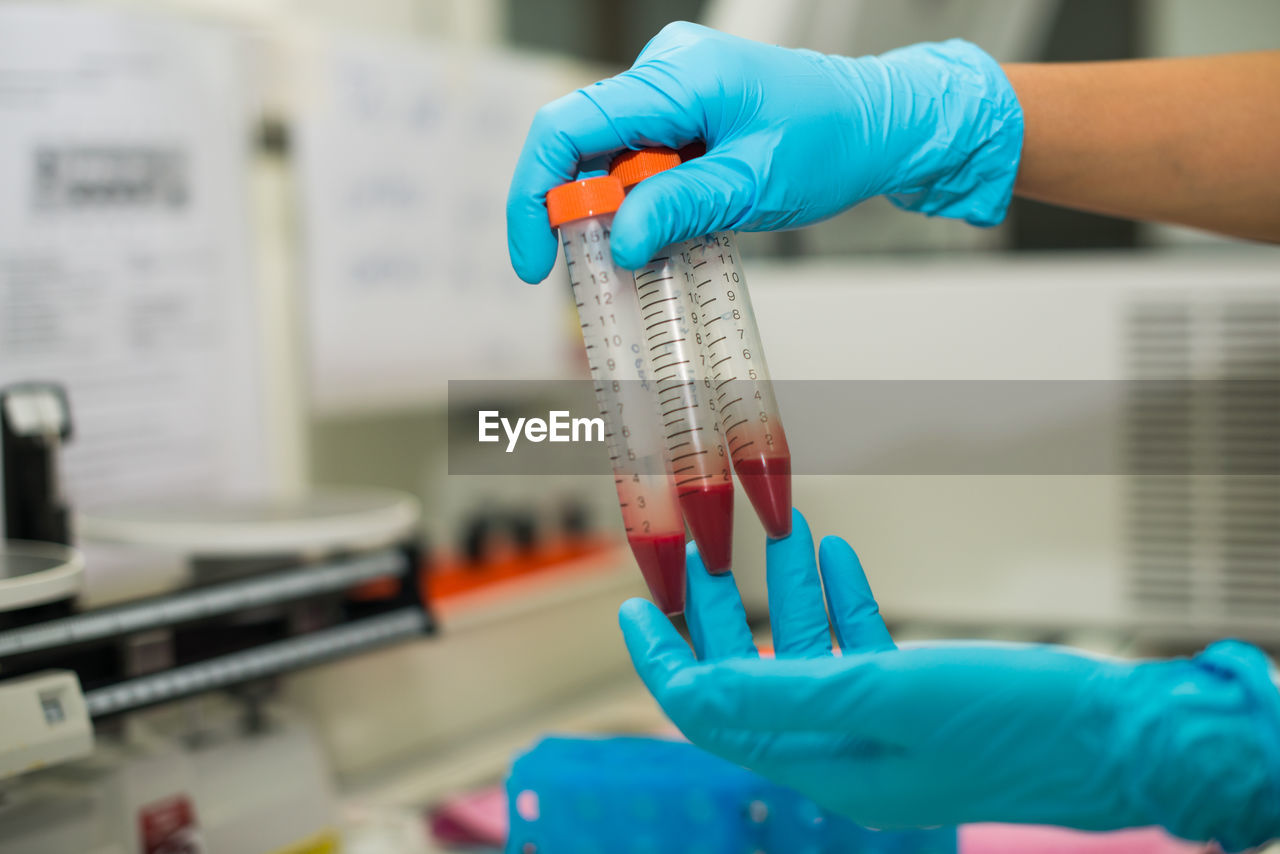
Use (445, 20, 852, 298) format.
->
(619, 509, 1280, 852)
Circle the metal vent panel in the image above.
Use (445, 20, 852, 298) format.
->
(1126, 298, 1280, 631)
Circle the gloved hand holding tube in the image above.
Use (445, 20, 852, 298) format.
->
(618, 511, 1280, 853)
(506, 21, 1022, 282)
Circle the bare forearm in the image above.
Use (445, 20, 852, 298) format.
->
(1003, 53, 1280, 242)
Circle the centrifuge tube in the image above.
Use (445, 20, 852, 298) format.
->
(610, 149, 735, 573)
(548, 175, 687, 614)
(679, 144, 793, 539)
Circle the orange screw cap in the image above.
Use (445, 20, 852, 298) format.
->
(546, 176, 627, 228)
(609, 148, 682, 188)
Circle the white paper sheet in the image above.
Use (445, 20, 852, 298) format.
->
(0, 6, 267, 529)
(296, 36, 575, 414)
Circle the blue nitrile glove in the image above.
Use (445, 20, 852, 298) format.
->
(618, 510, 1280, 852)
(506, 22, 1023, 282)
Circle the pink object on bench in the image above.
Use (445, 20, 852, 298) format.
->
(427, 783, 1225, 854)
(961, 824, 1220, 854)
(428, 785, 508, 847)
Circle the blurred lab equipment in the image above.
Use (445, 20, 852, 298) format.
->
(1, 383, 73, 546)
(0, 380, 433, 853)
(460, 508, 539, 565)
(610, 148, 736, 571)
(505, 735, 957, 854)
(0, 383, 83, 629)
(0, 390, 94, 789)
(0, 662, 93, 781)
(0, 694, 341, 854)
(428, 764, 1210, 854)
(73, 486, 430, 716)
(423, 499, 616, 602)
(548, 175, 687, 615)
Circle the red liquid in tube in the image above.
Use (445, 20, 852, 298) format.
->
(612, 148, 735, 578)
(678, 481, 735, 572)
(627, 531, 688, 615)
(674, 147, 792, 545)
(733, 452, 792, 539)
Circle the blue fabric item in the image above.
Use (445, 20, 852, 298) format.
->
(505, 734, 956, 854)
(505, 22, 1023, 283)
(618, 509, 1280, 852)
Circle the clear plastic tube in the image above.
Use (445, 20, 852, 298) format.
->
(633, 249, 734, 573)
(686, 231, 792, 539)
(559, 209, 687, 614)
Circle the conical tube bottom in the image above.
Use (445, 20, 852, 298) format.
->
(734, 452, 792, 539)
(679, 482, 734, 574)
(627, 531, 687, 615)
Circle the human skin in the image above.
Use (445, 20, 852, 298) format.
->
(1003, 52, 1280, 243)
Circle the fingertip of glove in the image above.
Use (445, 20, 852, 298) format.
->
(684, 539, 708, 572)
(505, 181, 559, 283)
(609, 232, 653, 273)
(611, 188, 678, 270)
(618, 598, 698, 694)
(790, 507, 809, 534)
(618, 596, 655, 625)
(767, 508, 811, 549)
(817, 533, 858, 563)
(507, 230, 556, 284)
(511, 261, 547, 285)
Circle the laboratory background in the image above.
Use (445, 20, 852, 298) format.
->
(0, 1, 1277, 853)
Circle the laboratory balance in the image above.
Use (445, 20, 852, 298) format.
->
(0, 382, 435, 852)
